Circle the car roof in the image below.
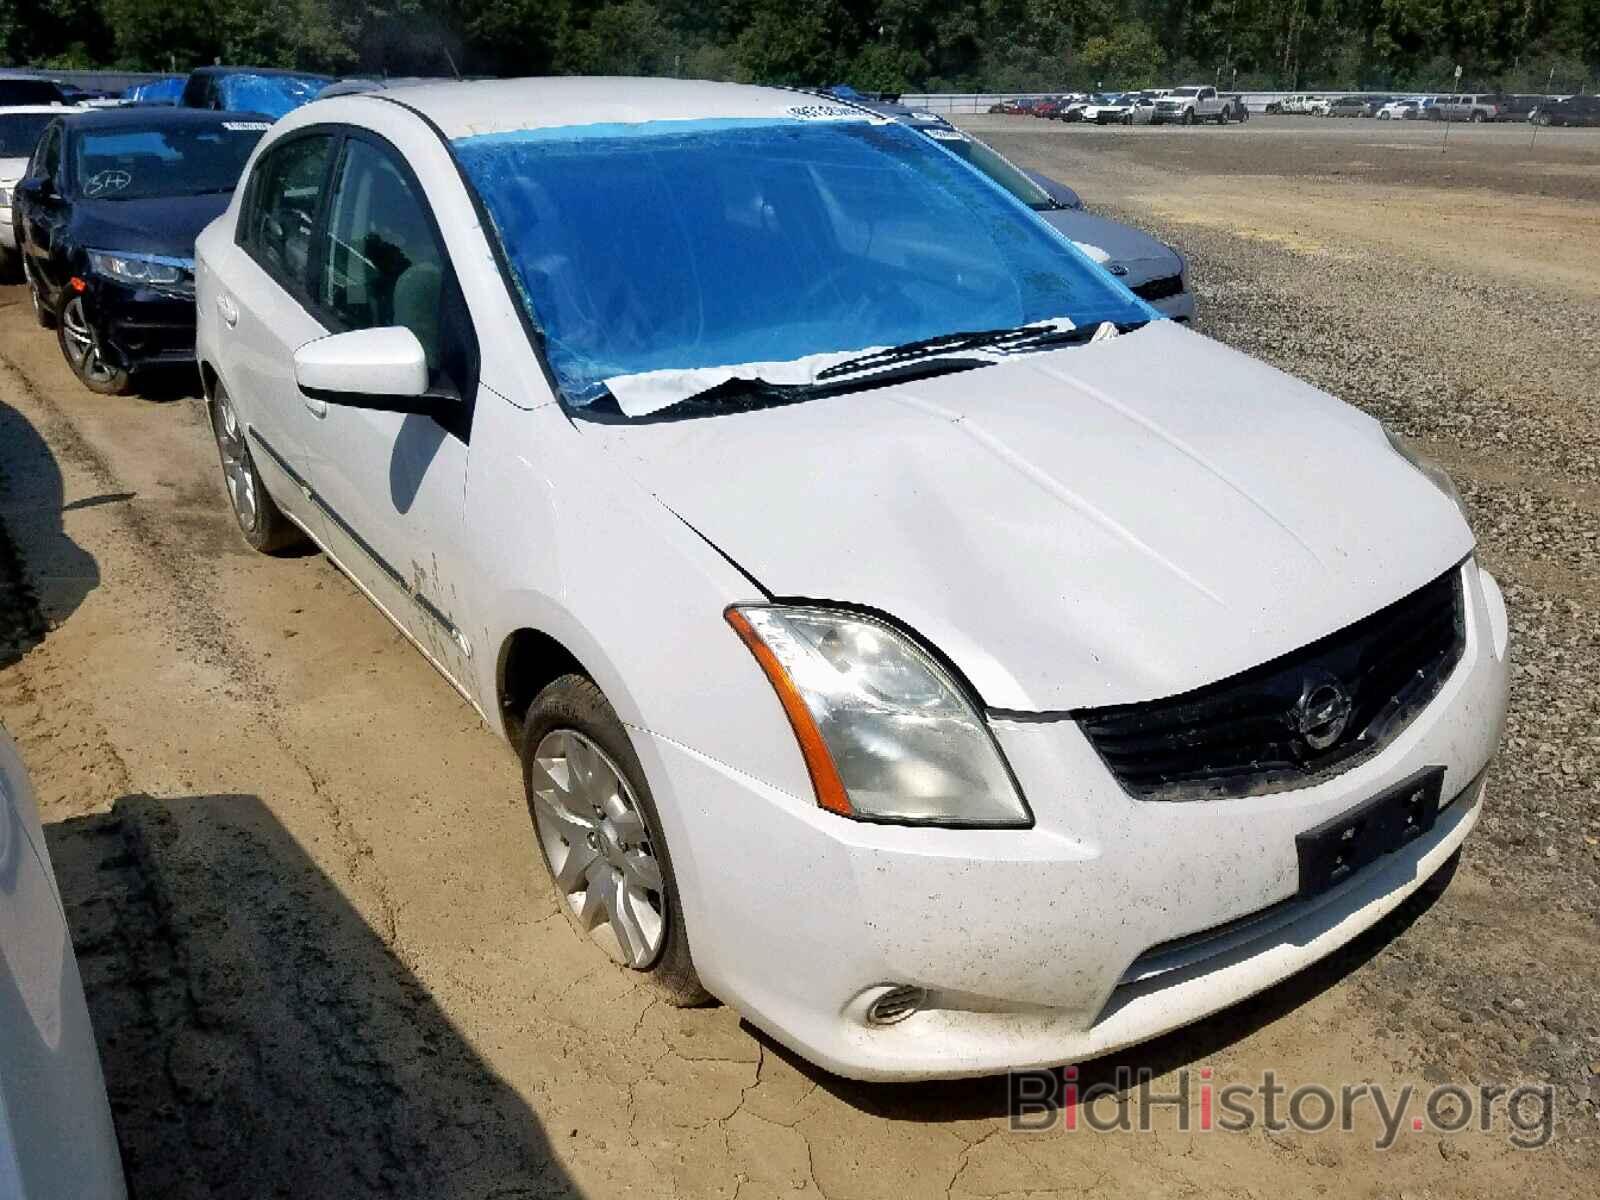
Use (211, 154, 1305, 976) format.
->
(340, 76, 874, 141)
(64, 106, 272, 131)
(189, 65, 332, 79)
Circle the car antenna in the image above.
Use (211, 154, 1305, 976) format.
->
(443, 47, 462, 81)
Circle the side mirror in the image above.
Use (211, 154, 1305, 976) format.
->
(294, 327, 437, 411)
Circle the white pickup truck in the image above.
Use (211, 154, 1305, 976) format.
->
(1151, 85, 1230, 125)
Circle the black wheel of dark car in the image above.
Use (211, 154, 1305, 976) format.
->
(1471, 110, 1485, 123)
(0, 247, 18, 284)
(24, 263, 55, 329)
(56, 296, 130, 395)
(209, 382, 302, 553)
(1183, 108, 1196, 126)
(521, 673, 709, 1007)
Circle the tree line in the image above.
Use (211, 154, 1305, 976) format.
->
(3, 0, 1596, 94)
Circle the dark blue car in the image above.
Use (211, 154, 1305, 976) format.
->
(11, 107, 268, 393)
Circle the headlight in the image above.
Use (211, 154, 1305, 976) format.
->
(87, 249, 190, 286)
(1384, 425, 1469, 524)
(726, 605, 1029, 826)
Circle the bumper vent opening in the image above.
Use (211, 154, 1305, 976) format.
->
(865, 985, 926, 1026)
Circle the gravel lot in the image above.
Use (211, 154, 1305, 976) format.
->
(1, 114, 1597, 1197)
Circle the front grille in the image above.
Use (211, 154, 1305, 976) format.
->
(1132, 274, 1184, 302)
(1078, 567, 1465, 800)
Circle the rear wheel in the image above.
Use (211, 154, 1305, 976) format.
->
(522, 674, 708, 1006)
(210, 382, 301, 553)
(1471, 110, 1486, 123)
(23, 262, 54, 329)
(57, 296, 130, 395)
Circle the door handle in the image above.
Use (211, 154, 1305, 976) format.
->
(215, 292, 238, 328)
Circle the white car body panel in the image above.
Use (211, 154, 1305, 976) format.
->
(0, 106, 70, 249)
(195, 78, 1510, 1080)
(0, 730, 126, 1198)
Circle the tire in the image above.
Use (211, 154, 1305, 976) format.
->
(0, 247, 17, 283)
(57, 295, 131, 395)
(521, 674, 709, 1007)
(1471, 111, 1485, 123)
(209, 381, 302, 553)
(23, 262, 55, 329)
(1122, 112, 1133, 125)
(1183, 108, 1196, 126)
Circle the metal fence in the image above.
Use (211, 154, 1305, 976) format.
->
(899, 92, 1376, 115)
(0, 66, 171, 92)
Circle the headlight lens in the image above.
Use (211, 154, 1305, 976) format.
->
(1384, 426, 1469, 524)
(87, 249, 189, 287)
(726, 605, 1029, 826)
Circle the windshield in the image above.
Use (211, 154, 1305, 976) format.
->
(0, 80, 65, 106)
(1172, 88, 1201, 97)
(917, 127, 1053, 210)
(455, 116, 1147, 410)
(0, 114, 54, 159)
(73, 122, 266, 201)
(216, 73, 326, 118)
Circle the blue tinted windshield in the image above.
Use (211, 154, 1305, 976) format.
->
(217, 73, 326, 118)
(454, 117, 1150, 408)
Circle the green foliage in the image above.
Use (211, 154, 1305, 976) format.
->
(2, 0, 1595, 91)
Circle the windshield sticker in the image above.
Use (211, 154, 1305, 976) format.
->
(83, 168, 130, 196)
(783, 104, 875, 121)
(925, 128, 965, 141)
(222, 121, 271, 132)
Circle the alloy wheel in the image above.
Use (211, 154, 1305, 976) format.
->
(212, 392, 259, 533)
(529, 728, 666, 968)
(60, 297, 118, 386)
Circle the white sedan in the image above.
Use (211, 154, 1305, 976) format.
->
(1, 728, 126, 1198)
(195, 77, 1509, 1081)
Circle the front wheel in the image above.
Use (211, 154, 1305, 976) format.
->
(1123, 112, 1134, 125)
(57, 295, 130, 395)
(522, 674, 708, 1006)
(1183, 108, 1196, 126)
(1471, 111, 1486, 123)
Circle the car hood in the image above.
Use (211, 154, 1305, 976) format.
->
(1038, 208, 1180, 282)
(70, 193, 231, 259)
(588, 321, 1473, 712)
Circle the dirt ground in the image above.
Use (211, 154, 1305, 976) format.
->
(1, 114, 1598, 1198)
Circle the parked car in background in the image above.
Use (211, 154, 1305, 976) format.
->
(1377, 98, 1423, 120)
(895, 114, 1193, 321)
(11, 107, 268, 393)
(195, 76, 1507, 1084)
(1484, 94, 1539, 122)
(1032, 96, 1069, 119)
(1306, 96, 1333, 115)
(1431, 94, 1498, 122)
(0, 106, 64, 279)
(1267, 93, 1316, 114)
(1153, 85, 1228, 124)
(1103, 93, 1159, 124)
(1220, 93, 1250, 121)
(1, 726, 128, 1199)
(1070, 94, 1119, 122)
(1327, 96, 1368, 117)
(1531, 94, 1600, 126)
(0, 78, 72, 107)
(180, 66, 330, 118)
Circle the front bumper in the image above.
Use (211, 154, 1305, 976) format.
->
(641, 560, 1509, 1080)
(81, 276, 197, 370)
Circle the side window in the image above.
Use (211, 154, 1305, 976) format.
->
(241, 134, 334, 293)
(317, 137, 471, 392)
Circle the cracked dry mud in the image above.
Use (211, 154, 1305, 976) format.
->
(1, 115, 1598, 1197)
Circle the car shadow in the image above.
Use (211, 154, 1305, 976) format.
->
(747, 855, 1456, 1123)
(0, 398, 99, 664)
(46, 794, 576, 1198)
(130, 364, 205, 403)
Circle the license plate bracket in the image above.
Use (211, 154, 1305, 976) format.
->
(1296, 766, 1445, 899)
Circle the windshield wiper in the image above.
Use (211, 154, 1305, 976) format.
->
(653, 355, 988, 416)
(814, 321, 1123, 383)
